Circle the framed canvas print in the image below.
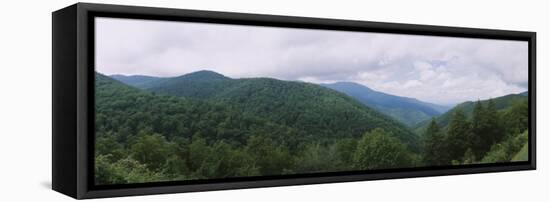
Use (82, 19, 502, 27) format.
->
(52, 3, 536, 199)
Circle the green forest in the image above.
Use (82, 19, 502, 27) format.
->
(95, 71, 529, 185)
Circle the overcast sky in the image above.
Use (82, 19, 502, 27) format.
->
(95, 17, 528, 105)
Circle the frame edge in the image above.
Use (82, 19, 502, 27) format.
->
(52, 3, 79, 199)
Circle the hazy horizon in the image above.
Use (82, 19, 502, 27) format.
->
(96, 17, 528, 105)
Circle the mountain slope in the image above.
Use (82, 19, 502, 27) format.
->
(110, 71, 420, 150)
(145, 70, 236, 99)
(321, 82, 450, 126)
(413, 92, 528, 134)
(214, 78, 418, 146)
(111, 70, 234, 98)
(109, 74, 162, 89)
(96, 72, 426, 184)
(519, 91, 528, 96)
(97, 72, 308, 145)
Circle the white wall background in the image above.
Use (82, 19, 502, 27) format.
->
(0, 0, 547, 201)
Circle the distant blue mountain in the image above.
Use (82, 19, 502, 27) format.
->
(321, 82, 451, 126)
(109, 74, 162, 89)
(519, 91, 528, 96)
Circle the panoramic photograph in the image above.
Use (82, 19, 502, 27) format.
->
(94, 17, 529, 185)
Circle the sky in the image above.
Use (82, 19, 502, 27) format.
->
(95, 17, 528, 105)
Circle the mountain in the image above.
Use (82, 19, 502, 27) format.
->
(213, 78, 418, 146)
(145, 70, 235, 99)
(109, 74, 161, 89)
(413, 93, 528, 134)
(97, 72, 300, 145)
(519, 91, 528, 96)
(321, 82, 450, 126)
(96, 72, 425, 184)
(109, 71, 419, 150)
(112, 71, 236, 99)
(97, 71, 528, 184)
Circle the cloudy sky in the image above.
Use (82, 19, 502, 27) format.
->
(95, 17, 528, 105)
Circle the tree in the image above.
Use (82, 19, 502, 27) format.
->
(162, 154, 188, 180)
(484, 99, 505, 152)
(422, 119, 449, 165)
(95, 135, 124, 161)
(446, 109, 471, 162)
(503, 100, 528, 135)
(294, 142, 341, 173)
(205, 141, 253, 178)
(186, 136, 212, 176)
(95, 155, 167, 185)
(462, 148, 476, 164)
(334, 138, 358, 169)
(246, 135, 292, 175)
(469, 100, 487, 159)
(130, 131, 174, 171)
(95, 154, 125, 185)
(481, 131, 528, 163)
(353, 128, 413, 170)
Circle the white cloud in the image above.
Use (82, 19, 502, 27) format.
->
(95, 17, 529, 105)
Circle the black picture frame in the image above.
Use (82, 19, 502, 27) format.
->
(52, 2, 536, 199)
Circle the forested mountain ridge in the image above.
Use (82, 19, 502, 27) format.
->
(109, 74, 162, 89)
(112, 70, 234, 98)
(145, 70, 235, 99)
(97, 71, 528, 185)
(96, 72, 297, 144)
(321, 82, 449, 126)
(110, 71, 419, 150)
(96, 72, 308, 183)
(414, 92, 528, 135)
(96, 71, 424, 185)
(419, 92, 528, 165)
(113, 73, 450, 127)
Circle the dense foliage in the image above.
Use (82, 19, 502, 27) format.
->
(420, 99, 529, 165)
(421, 119, 448, 165)
(353, 128, 416, 169)
(413, 93, 527, 134)
(96, 71, 529, 185)
(123, 71, 419, 149)
(95, 73, 420, 185)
